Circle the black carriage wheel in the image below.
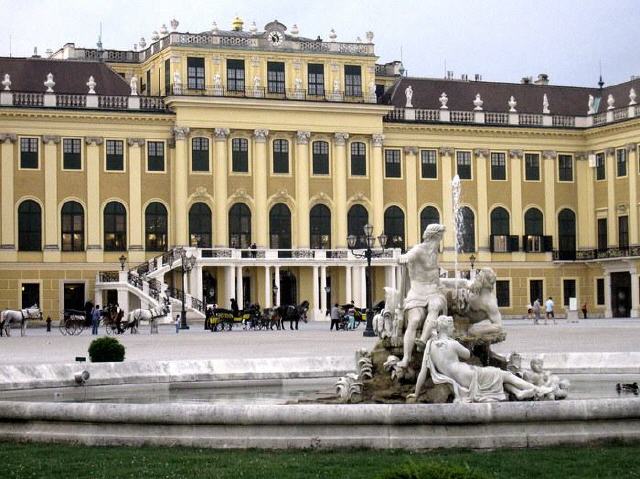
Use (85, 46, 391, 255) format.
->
(59, 320, 67, 336)
(76, 323, 85, 335)
(225, 320, 233, 331)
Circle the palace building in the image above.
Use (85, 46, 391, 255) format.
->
(0, 17, 639, 321)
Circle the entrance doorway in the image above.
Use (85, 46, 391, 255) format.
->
(279, 270, 297, 306)
(529, 279, 544, 305)
(63, 283, 85, 311)
(610, 272, 631, 317)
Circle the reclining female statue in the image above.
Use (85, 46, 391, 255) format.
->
(407, 316, 553, 403)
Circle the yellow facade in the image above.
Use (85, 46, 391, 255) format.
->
(1, 21, 639, 321)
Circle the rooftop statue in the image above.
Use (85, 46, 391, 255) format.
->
(408, 316, 553, 403)
(130, 76, 138, 96)
(405, 85, 413, 108)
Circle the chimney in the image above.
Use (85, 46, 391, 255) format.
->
(534, 73, 549, 85)
(521, 76, 532, 84)
(461, 73, 468, 81)
(446, 70, 454, 80)
(474, 73, 482, 81)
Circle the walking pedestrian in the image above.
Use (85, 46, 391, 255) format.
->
(347, 305, 356, 330)
(526, 302, 533, 321)
(46, 316, 51, 333)
(545, 297, 555, 325)
(533, 298, 541, 325)
(330, 303, 340, 331)
(175, 314, 180, 333)
(91, 305, 101, 335)
(581, 302, 588, 319)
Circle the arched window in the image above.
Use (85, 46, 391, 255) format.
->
(558, 209, 576, 259)
(310, 204, 331, 249)
(269, 203, 291, 249)
(104, 201, 127, 251)
(384, 206, 405, 250)
(145, 202, 168, 251)
(61, 201, 84, 251)
(347, 204, 369, 248)
(490, 207, 510, 236)
(524, 208, 544, 236)
(229, 203, 251, 248)
(420, 206, 440, 237)
(189, 202, 212, 247)
(18, 200, 41, 251)
(457, 206, 475, 253)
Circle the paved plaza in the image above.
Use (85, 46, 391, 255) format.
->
(1, 318, 639, 365)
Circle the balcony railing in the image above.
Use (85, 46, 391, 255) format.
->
(489, 235, 520, 253)
(1, 90, 167, 112)
(98, 271, 120, 283)
(167, 85, 375, 104)
(552, 250, 577, 261)
(522, 235, 553, 253)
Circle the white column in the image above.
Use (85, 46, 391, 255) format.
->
(236, 266, 244, 308)
(193, 265, 203, 301)
(360, 266, 367, 308)
(320, 266, 328, 314)
(274, 266, 281, 306)
(225, 265, 236, 308)
(312, 265, 320, 320)
(604, 272, 612, 318)
(631, 272, 639, 318)
(263, 266, 271, 308)
(117, 289, 129, 315)
(345, 266, 352, 304)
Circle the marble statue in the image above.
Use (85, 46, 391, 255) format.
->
(130, 76, 138, 96)
(405, 85, 413, 108)
(439, 92, 448, 109)
(212, 73, 222, 96)
(523, 357, 569, 400)
(173, 71, 182, 94)
(408, 316, 553, 403)
(607, 94, 615, 110)
(2, 73, 11, 91)
(588, 94, 595, 114)
(630, 88, 637, 106)
(542, 94, 550, 114)
(294, 77, 302, 91)
(253, 75, 263, 97)
(396, 224, 448, 370)
(373, 286, 401, 340)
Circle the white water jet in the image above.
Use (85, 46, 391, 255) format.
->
(451, 174, 462, 299)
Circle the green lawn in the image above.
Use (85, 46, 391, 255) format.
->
(0, 443, 639, 478)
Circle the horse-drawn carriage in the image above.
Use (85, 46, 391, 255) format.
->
(58, 309, 87, 336)
(207, 301, 309, 332)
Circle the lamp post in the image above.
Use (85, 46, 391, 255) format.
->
(180, 249, 197, 330)
(347, 224, 387, 337)
(469, 253, 476, 274)
(119, 254, 127, 271)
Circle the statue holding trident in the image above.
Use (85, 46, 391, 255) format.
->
(395, 223, 448, 370)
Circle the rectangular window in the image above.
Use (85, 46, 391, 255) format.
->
(420, 149, 437, 179)
(595, 152, 605, 180)
(147, 141, 164, 172)
(350, 142, 366, 176)
(344, 65, 362, 97)
(597, 218, 607, 251)
(273, 139, 289, 174)
(456, 151, 472, 179)
(20, 137, 38, 169)
(232, 138, 249, 173)
(21, 283, 40, 309)
(191, 137, 209, 171)
(106, 140, 124, 171)
(490, 152, 506, 180)
(164, 59, 170, 95)
(529, 279, 544, 305)
(524, 153, 540, 181)
(563, 279, 576, 307)
(495, 280, 510, 307)
(384, 149, 401, 178)
(619, 215, 629, 249)
(227, 59, 245, 92)
(558, 154, 573, 181)
(187, 57, 205, 90)
(596, 278, 605, 305)
(267, 61, 285, 94)
(62, 138, 81, 170)
(308, 63, 325, 97)
(312, 141, 329, 175)
(617, 149, 627, 177)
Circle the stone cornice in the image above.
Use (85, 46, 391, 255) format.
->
(0, 107, 173, 123)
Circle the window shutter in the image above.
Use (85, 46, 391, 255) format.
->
(543, 235, 553, 252)
(509, 235, 520, 252)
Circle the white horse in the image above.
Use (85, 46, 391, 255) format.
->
(0, 305, 42, 337)
(126, 300, 170, 334)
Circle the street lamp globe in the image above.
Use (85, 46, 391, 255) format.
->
(378, 233, 388, 248)
(118, 254, 127, 271)
(366, 235, 375, 249)
(363, 223, 374, 237)
(347, 234, 357, 249)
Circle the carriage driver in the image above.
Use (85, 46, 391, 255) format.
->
(396, 223, 447, 370)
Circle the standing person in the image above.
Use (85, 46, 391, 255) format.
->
(91, 305, 101, 335)
(581, 302, 588, 319)
(526, 302, 533, 321)
(545, 297, 555, 325)
(330, 303, 340, 331)
(533, 298, 541, 325)
(175, 314, 180, 334)
(230, 298, 239, 317)
(46, 316, 52, 333)
(347, 305, 356, 330)
(84, 300, 94, 327)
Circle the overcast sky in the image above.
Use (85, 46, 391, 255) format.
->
(1, 0, 638, 87)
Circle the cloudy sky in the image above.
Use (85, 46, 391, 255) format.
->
(1, 0, 638, 87)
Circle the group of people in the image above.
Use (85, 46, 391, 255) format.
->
(329, 302, 359, 331)
(527, 297, 588, 324)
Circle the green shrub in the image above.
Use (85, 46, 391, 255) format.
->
(88, 337, 125, 362)
(376, 461, 490, 479)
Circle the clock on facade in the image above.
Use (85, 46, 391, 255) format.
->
(268, 31, 284, 46)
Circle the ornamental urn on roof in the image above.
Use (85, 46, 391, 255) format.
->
(151, 31, 160, 42)
(329, 28, 337, 41)
(473, 93, 483, 111)
(232, 16, 244, 31)
(508, 96, 517, 112)
(365, 31, 374, 43)
(607, 94, 615, 110)
(542, 94, 550, 114)
(86, 76, 96, 94)
(160, 24, 168, 35)
(170, 19, 179, 31)
(249, 21, 258, 35)
(290, 24, 299, 36)
(439, 92, 448, 109)
(630, 88, 637, 106)
(43, 73, 55, 93)
(139, 37, 146, 49)
(2, 74, 10, 91)
(211, 21, 219, 34)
